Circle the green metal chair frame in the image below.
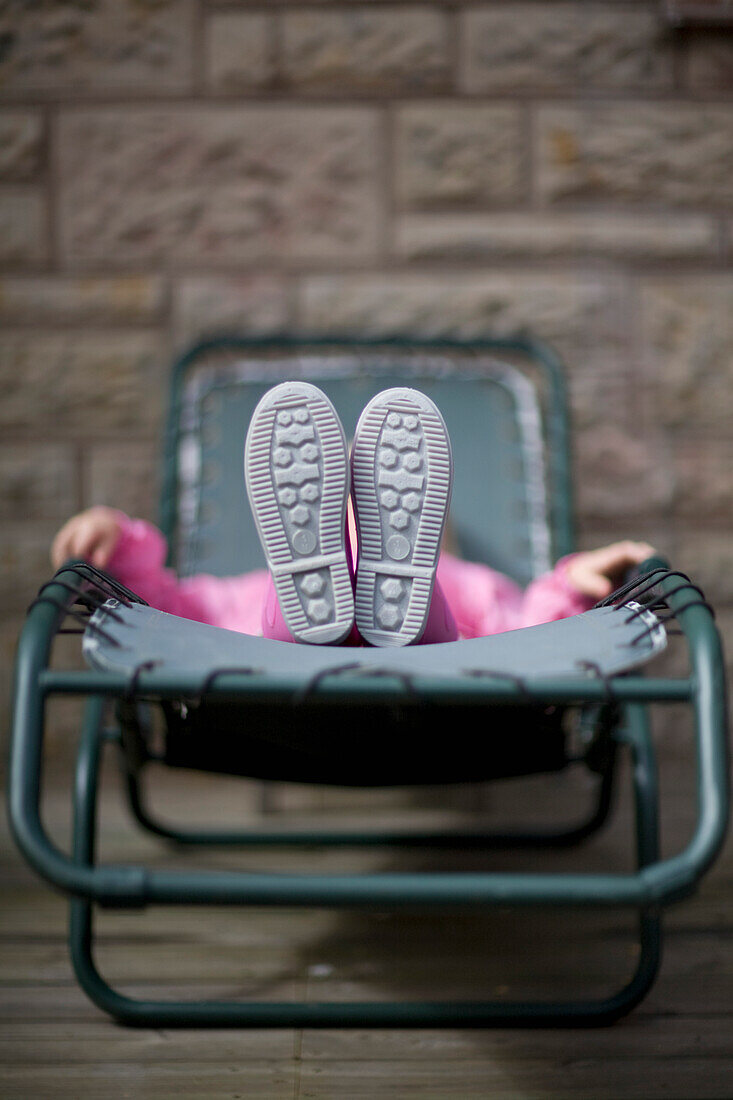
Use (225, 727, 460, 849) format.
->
(8, 335, 729, 1028)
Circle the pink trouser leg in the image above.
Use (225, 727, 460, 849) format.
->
(417, 577, 458, 644)
(262, 572, 456, 645)
(261, 575, 297, 642)
(261, 574, 362, 645)
(261, 518, 359, 644)
(261, 501, 456, 646)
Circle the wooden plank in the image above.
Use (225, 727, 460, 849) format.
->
(0, 1062, 296, 1100)
(0, 1020, 296, 1062)
(0, 981, 302, 1022)
(0, 984, 94, 1022)
(297, 1058, 733, 1099)
(0, 940, 307, 983)
(301, 1016, 733, 1060)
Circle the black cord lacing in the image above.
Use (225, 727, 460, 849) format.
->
(53, 560, 146, 607)
(461, 667, 534, 704)
(575, 660, 616, 702)
(622, 582, 707, 625)
(26, 593, 121, 647)
(196, 665, 263, 702)
(629, 598, 716, 647)
(294, 662, 420, 705)
(124, 659, 162, 700)
(594, 568, 672, 608)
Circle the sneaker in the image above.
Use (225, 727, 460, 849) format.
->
(351, 387, 453, 647)
(245, 381, 354, 644)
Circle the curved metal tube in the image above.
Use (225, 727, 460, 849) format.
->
(8, 563, 728, 911)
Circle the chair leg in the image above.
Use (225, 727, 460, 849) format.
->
(70, 701, 660, 1027)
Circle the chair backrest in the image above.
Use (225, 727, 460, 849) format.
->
(160, 336, 575, 587)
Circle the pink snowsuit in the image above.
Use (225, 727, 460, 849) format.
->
(105, 514, 594, 641)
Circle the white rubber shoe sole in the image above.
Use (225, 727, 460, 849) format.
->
(245, 381, 354, 645)
(351, 387, 453, 647)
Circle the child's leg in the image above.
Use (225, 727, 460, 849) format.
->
(246, 381, 354, 645)
(260, 573, 296, 642)
(260, 517, 361, 644)
(351, 388, 454, 646)
(261, 515, 457, 644)
(418, 576, 458, 644)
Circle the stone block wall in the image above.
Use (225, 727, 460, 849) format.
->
(1, 1, 732, 762)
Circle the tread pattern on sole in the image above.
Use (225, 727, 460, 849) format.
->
(352, 389, 452, 647)
(245, 383, 353, 644)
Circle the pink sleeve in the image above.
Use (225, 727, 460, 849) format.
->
(436, 553, 525, 639)
(436, 552, 594, 639)
(518, 554, 596, 628)
(105, 513, 269, 636)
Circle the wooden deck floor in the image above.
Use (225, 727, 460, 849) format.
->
(2, 751, 732, 1099)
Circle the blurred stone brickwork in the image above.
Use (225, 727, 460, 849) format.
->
(1, 1, 732, 760)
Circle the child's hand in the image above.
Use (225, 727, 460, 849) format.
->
(51, 507, 123, 571)
(565, 541, 657, 601)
